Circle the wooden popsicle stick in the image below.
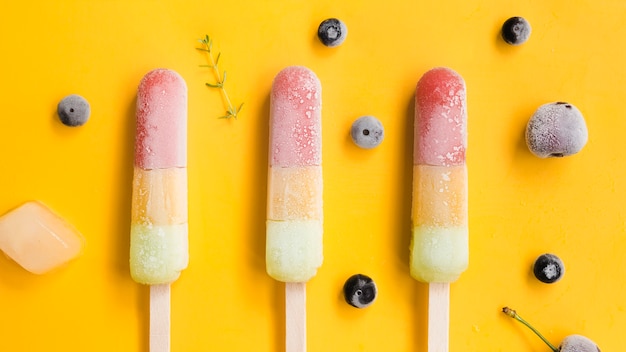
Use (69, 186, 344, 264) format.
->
(285, 282, 306, 352)
(150, 284, 171, 352)
(428, 282, 450, 352)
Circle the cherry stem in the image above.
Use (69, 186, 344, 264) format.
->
(502, 307, 559, 352)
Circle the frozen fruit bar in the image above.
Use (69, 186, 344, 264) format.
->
(0, 201, 84, 274)
(130, 68, 189, 285)
(411, 67, 468, 283)
(266, 66, 323, 282)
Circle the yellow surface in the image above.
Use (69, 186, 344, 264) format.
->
(0, 1, 624, 351)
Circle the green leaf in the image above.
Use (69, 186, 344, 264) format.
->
(219, 110, 234, 119)
(197, 34, 244, 120)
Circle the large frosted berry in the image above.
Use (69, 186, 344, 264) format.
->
(558, 334, 601, 352)
(525, 102, 588, 158)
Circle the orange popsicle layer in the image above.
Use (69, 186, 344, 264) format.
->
(411, 165, 467, 227)
(131, 167, 188, 226)
(267, 166, 322, 221)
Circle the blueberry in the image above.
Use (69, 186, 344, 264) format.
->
(533, 253, 565, 284)
(525, 102, 588, 158)
(343, 274, 377, 308)
(317, 18, 347, 47)
(350, 115, 384, 149)
(57, 94, 90, 127)
(501, 17, 531, 45)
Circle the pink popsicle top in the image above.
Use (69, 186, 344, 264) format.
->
(269, 66, 322, 167)
(135, 69, 187, 170)
(414, 67, 467, 166)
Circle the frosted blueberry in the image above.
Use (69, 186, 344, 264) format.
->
(502, 17, 531, 45)
(533, 253, 565, 284)
(318, 18, 347, 47)
(350, 115, 384, 149)
(57, 94, 90, 127)
(343, 274, 377, 308)
(525, 102, 588, 158)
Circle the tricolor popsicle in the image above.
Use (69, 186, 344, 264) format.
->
(411, 66, 468, 283)
(267, 65, 323, 283)
(267, 66, 322, 352)
(412, 67, 468, 352)
(130, 68, 188, 352)
(130, 68, 188, 285)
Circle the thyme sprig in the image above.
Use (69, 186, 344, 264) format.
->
(197, 35, 243, 119)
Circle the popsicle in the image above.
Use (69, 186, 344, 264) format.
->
(267, 65, 322, 352)
(0, 201, 84, 274)
(411, 67, 468, 351)
(130, 68, 188, 352)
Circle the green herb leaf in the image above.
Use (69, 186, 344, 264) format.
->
(197, 34, 243, 119)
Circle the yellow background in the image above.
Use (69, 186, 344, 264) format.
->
(0, 1, 623, 351)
